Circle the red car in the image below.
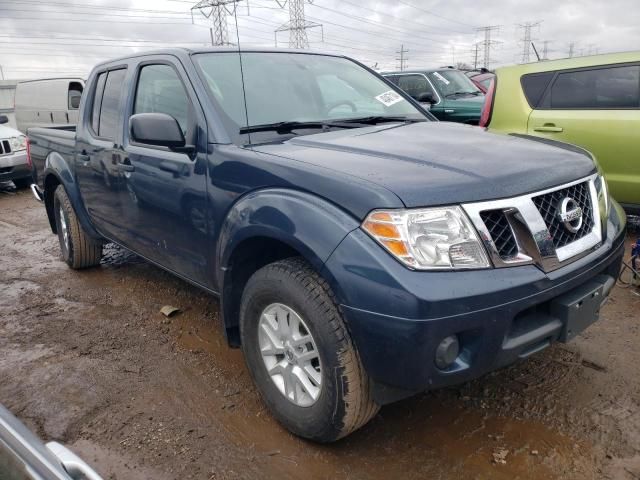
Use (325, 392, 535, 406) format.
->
(466, 70, 495, 93)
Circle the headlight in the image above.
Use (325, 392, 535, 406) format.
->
(595, 174, 610, 217)
(362, 207, 491, 270)
(9, 135, 26, 152)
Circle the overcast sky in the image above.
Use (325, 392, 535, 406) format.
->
(1, 0, 639, 79)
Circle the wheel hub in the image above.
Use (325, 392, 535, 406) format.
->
(59, 205, 69, 252)
(258, 303, 322, 407)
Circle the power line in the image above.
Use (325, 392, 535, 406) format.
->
(274, 0, 322, 49)
(190, 0, 243, 46)
(396, 44, 409, 71)
(517, 21, 542, 63)
(335, 0, 474, 36)
(394, 0, 477, 28)
(476, 25, 501, 69)
(542, 40, 550, 60)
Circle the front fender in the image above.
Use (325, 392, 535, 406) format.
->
(218, 188, 360, 277)
(216, 188, 361, 344)
(43, 152, 102, 240)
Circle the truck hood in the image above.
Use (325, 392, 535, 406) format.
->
(253, 121, 596, 208)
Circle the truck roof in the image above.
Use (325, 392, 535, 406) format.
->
(93, 47, 346, 69)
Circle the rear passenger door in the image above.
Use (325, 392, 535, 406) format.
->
(118, 59, 210, 286)
(76, 67, 128, 240)
(527, 64, 640, 206)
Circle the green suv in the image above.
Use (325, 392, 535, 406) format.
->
(384, 68, 484, 124)
(483, 52, 640, 213)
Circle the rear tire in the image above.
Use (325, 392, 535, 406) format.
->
(53, 185, 103, 269)
(240, 257, 379, 442)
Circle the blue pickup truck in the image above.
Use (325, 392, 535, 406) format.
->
(27, 48, 626, 442)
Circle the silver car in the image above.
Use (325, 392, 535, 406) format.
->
(0, 115, 31, 189)
(0, 403, 102, 480)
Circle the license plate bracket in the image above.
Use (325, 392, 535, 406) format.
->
(551, 280, 604, 343)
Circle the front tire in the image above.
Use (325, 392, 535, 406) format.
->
(53, 185, 103, 269)
(240, 257, 379, 442)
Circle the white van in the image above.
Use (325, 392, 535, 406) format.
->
(14, 78, 84, 134)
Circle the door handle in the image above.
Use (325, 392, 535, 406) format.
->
(533, 124, 563, 133)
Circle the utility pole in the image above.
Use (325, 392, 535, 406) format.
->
(476, 25, 500, 69)
(0, 65, 4, 80)
(568, 42, 575, 58)
(472, 42, 480, 70)
(396, 44, 408, 71)
(542, 40, 550, 60)
(274, 0, 323, 49)
(191, 0, 242, 46)
(517, 21, 542, 63)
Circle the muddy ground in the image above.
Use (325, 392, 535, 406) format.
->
(1, 185, 639, 480)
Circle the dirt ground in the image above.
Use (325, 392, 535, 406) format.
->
(1, 184, 639, 480)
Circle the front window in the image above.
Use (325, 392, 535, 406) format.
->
(428, 70, 481, 97)
(193, 52, 429, 142)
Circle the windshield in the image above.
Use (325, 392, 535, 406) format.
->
(193, 52, 429, 141)
(428, 70, 481, 97)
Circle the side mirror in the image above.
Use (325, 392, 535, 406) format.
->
(129, 113, 185, 149)
(416, 92, 436, 104)
(0, 115, 8, 125)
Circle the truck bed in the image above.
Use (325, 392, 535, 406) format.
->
(27, 125, 77, 188)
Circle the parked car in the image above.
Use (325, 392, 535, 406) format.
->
(481, 51, 640, 214)
(28, 48, 625, 442)
(15, 78, 84, 134)
(0, 114, 31, 188)
(465, 70, 495, 93)
(383, 67, 484, 124)
(0, 402, 102, 479)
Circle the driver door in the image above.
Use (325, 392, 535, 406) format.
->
(117, 59, 210, 286)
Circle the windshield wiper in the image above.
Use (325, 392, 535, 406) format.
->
(338, 115, 424, 125)
(445, 91, 477, 98)
(239, 116, 423, 135)
(240, 120, 359, 135)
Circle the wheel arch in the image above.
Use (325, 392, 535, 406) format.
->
(217, 188, 360, 347)
(42, 152, 102, 240)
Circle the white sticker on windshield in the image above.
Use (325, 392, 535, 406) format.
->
(432, 72, 450, 85)
(375, 90, 404, 107)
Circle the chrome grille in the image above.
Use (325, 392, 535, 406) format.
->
(532, 181, 594, 249)
(463, 174, 603, 273)
(0, 140, 10, 156)
(480, 210, 518, 260)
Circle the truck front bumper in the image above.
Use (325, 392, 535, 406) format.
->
(0, 150, 31, 183)
(322, 201, 626, 404)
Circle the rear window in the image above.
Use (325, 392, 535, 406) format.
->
(394, 74, 437, 100)
(98, 69, 127, 139)
(550, 65, 640, 109)
(521, 72, 554, 108)
(90, 72, 107, 134)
